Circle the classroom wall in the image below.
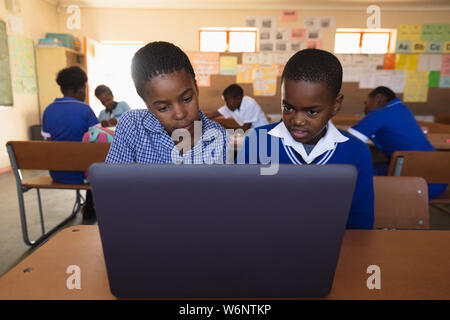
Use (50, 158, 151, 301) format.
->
(56, 6, 450, 113)
(58, 7, 450, 52)
(0, 0, 59, 169)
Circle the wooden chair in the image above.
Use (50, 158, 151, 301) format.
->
(387, 151, 450, 214)
(6, 141, 111, 246)
(332, 113, 363, 127)
(373, 176, 429, 229)
(434, 114, 450, 126)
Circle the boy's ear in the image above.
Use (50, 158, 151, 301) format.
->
(331, 93, 344, 116)
(374, 93, 386, 108)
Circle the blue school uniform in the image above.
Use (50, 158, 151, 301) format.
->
(105, 109, 228, 164)
(98, 101, 131, 122)
(42, 97, 99, 184)
(237, 121, 374, 229)
(348, 98, 447, 199)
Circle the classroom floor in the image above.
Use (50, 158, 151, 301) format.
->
(0, 170, 97, 278)
(1, 169, 450, 278)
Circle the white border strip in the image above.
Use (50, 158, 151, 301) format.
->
(348, 128, 370, 143)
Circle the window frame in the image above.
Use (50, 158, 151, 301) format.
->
(334, 29, 394, 54)
(199, 28, 258, 53)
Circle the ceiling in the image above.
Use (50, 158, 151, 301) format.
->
(46, 0, 450, 10)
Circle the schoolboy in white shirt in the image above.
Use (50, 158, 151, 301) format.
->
(206, 84, 268, 131)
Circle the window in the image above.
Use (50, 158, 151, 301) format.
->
(334, 29, 395, 54)
(87, 41, 145, 116)
(199, 27, 257, 52)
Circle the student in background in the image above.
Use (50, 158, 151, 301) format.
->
(41, 66, 99, 220)
(94, 85, 131, 127)
(106, 41, 227, 164)
(237, 49, 374, 229)
(205, 84, 268, 131)
(348, 86, 447, 199)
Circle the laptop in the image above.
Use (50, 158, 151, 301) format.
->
(89, 164, 357, 298)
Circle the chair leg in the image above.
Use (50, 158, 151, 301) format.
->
(17, 188, 82, 247)
(17, 188, 35, 246)
(72, 190, 83, 214)
(36, 188, 46, 235)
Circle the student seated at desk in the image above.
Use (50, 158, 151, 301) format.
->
(95, 85, 131, 128)
(347, 86, 447, 200)
(237, 49, 374, 229)
(41, 66, 99, 220)
(106, 41, 227, 164)
(205, 84, 268, 131)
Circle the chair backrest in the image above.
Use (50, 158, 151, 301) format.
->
(373, 176, 429, 229)
(434, 113, 450, 125)
(387, 151, 450, 184)
(6, 141, 111, 171)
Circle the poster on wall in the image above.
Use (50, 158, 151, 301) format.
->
(307, 29, 322, 40)
(304, 16, 321, 29)
(307, 40, 323, 50)
(275, 29, 290, 42)
(282, 10, 298, 22)
(252, 65, 277, 96)
(187, 52, 220, 75)
(403, 70, 429, 102)
(260, 42, 275, 52)
(0, 20, 13, 106)
(196, 74, 210, 87)
(440, 54, 450, 76)
(260, 17, 277, 30)
(291, 28, 307, 41)
(245, 16, 258, 28)
(319, 17, 336, 29)
(236, 64, 255, 83)
(220, 56, 238, 75)
(9, 35, 37, 94)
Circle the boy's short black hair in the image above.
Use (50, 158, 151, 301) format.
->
(223, 84, 243, 98)
(282, 49, 343, 98)
(369, 86, 396, 102)
(131, 41, 196, 101)
(95, 84, 113, 97)
(56, 66, 87, 94)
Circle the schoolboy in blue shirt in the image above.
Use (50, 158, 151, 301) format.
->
(41, 66, 99, 219)
(237, 49, 374, 229)
(348, 86, 447, 199)
(106, 41, 227, 164)
(95, 84, 131, 127)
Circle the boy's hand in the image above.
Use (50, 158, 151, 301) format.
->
(101, 120, 109, 127)
(109, 118, 118, 126)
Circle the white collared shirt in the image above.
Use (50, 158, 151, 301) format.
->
(218, 96, 268, 128)
(267, 120, 349, 164)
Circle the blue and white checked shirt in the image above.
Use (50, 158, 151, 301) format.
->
(106, 109, 228, 164)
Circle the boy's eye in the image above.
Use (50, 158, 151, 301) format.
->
(307, 110, 319, 116)
(158, 106, 169, 112)
(283, 104, 293, 112)
(183, 96, 193, 103)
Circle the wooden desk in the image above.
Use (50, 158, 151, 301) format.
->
(0, 226, 449, 300)
(426, 133, 450, 151)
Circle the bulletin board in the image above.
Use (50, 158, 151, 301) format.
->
(0, 20, 13, 106)
(198, 52, 450, 116)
